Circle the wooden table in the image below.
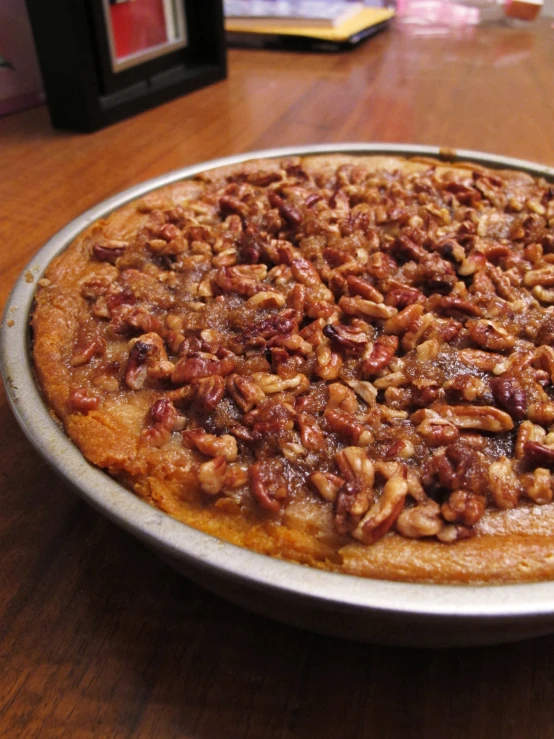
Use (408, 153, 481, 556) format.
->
(2, 19, 554, 738)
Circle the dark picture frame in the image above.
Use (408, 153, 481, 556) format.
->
(25, 0, 227, 132)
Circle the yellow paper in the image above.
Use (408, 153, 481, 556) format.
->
(225, 7, 395, 42)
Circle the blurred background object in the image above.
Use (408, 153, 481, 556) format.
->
(395, 0, 548, 29)
(224, 0, 553, 45)
(224, 0, 395, 49)
(22, 0, 226, 132)
(503, 0, 543, 20)
(102, 0, 188, 72)
(0, 0, 44, 117)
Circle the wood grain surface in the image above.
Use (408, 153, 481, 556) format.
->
(2, 20, 554, 738)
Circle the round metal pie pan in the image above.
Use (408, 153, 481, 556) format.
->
(3, 143, 554, 648)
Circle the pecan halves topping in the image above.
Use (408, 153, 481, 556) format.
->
(322, 323, 369, 355)
(339, 296, 397, 320)
(458, 349, 505, 372)
(198, 456, 228, 495)
(70, 332, 106, 367)
(249, 459, 288, 513)
(310, 472, 344, 503)
(434, 405, 514, 433)
(385, 286, 424, 309)
(54, 154, 554, 553)
(171, 355, 235, 385)
(335, 480, 373, 535)
(124, 338, 155, 390)
(193, 375, 226, 412)
(327, 383, 357, 413)
(92, 239, 128, 263)
(489, 375, 527, 420)
(383, 304, 423, 335)
(213, 264, 268, 297)
(118, 307, 164, 337)
(533, 345, 554, 382)
(296, 413, 325, 450)
(240, 308, 298, 346)
(325, 409, 373, 447)
(444, 375, 486, 403)
(252, 372, 309, 396)
(347, 275, 385, 302)
(515, 420, 546, 459)
(315, 343, 343, 381)
(68, 387, 100, 413)
(522, 468, 554, 504)
(528, 402, 554, 426)
(238, 224, 266, 263)
(290, 257, 322, 287)
(246, 291, 286, 309)
(436, 296, 483, 317)
(182, 429, 238, 461)
(334, 447, 375, 486)
(522, 442, 554, 468)
(219, 194, 249, 220)
(268, 190, 303, 227)
(123, 332, 173, 390)
(142, 398, 184, 446)
(268, 333, 313, 355)
(417, 253, 457, 293)
(362, 335, 398, 376)
(524, 266, 554, 288)
(395, 501, 443, 539)
(467, 319, 516, 351)
(106, 287, 136, 312)
(346, 379, 377, 406)
(441, 489, 486, 526)
(533, 285, 554, 304)
(412, 409, 459, 446)
(488, 457, 521, 509)
(226, 373, 265, 412)
(352, 466, 408, 545)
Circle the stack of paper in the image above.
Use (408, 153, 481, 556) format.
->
(224, 1, 395, 48)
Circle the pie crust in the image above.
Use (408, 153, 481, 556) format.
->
(32, 154, 554, 583)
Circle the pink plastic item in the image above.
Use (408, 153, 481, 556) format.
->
(396, 0, 480, 27)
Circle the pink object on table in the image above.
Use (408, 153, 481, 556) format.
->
(396, 0, 480, 26)
(0, 0, 44, 117)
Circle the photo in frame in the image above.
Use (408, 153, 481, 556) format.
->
(103, 0, 188, 73)
(25, 0, 226, 132)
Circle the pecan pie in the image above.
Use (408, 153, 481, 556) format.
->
(32, 154, 554, 583)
